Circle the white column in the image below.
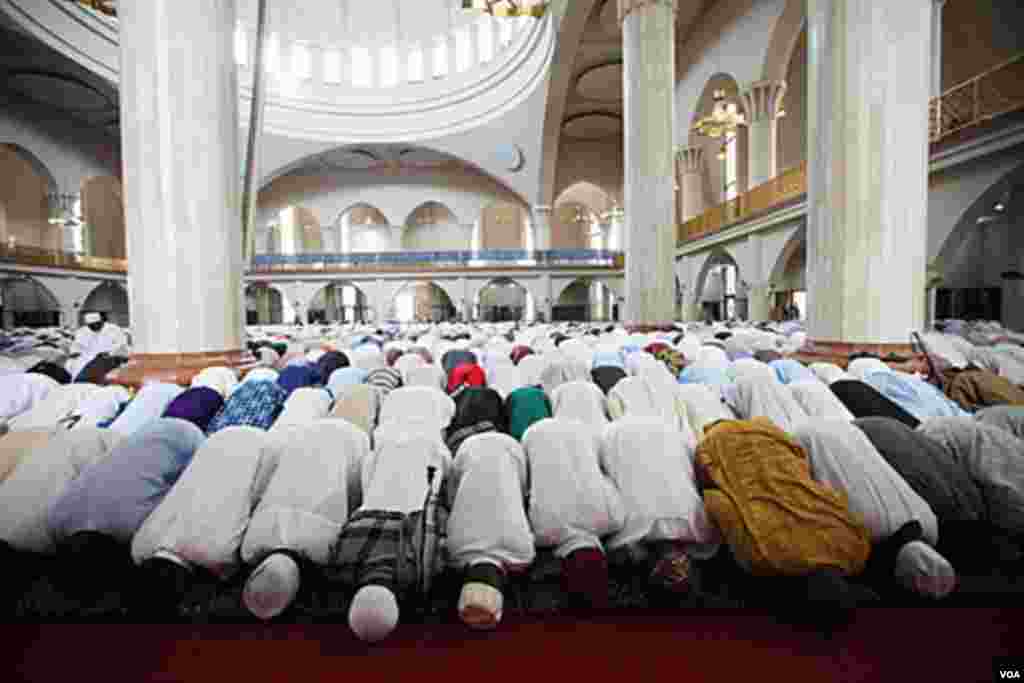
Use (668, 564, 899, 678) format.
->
(532, 205, 552, 252)
(621, 0, 677, 324)
(931, 0, 947, 98)
(676, 147, 706, 223)
(115, 0, 246, 384)
(806, 0, 931, 344)
(740, 80, 787, 188)
(540, 273, 553, 322)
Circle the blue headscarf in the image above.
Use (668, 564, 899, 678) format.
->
(277, 364, 322, 396)
(207, 380, 287, 433)
(109, 382, 185, 436)
(162, 387, 225, 432)
(770, 359, 817, 385)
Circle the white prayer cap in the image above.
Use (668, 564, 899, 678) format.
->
(348, 585, 400, 642)
(84, 313, 102, 324)
(243, 553, 301, 621)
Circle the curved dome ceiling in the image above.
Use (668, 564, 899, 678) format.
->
(575, 62, 623, 103)
(7, 71, 114, 111)
(562, 112, 622, 140)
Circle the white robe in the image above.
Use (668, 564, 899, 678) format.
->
(810, 362, 852, 385)
(7, 384, 101, 432)
(0, 374, 60, 421)
(272, 387, 332, 429)
(0, 428, 123, 553)
(726, 358, 778, 383)
(516, 354, 548, 388)
(788, 380, 855, 421)
(675, 384, 737, 440)
(403, 364, 446, 391)
(599, 417, 721, 558)
(446, 432, 535, 571)
(486, 362, 524, 400)
(793, 419, 939, 544)
(725, 375, 808, 434)
(521, 418, 624, 557)
(607, 374, 699, 451)
(131, 426, 281, 578)
(376, 386, 455, 439)
(240, 420, 370, 567)
(68, 323, 128, 377)
(550, 380, 609, 431)
(361, 430, 450, 513)
(70, 385, 131, 429)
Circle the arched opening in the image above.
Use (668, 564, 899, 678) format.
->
(478, 201, 529, 251)
(80, 176, 125, 259)
(0, 276, 60, 328)
(307, 281, 370, 324)
(339, 204, 392, 253)
(267, 206, 323, 254)
(555, 278, 616, 322)
(689, 74, 745, 207)
(390, 281, 456, 323)
(475, 277, 534, 322)
(0, 144, 59, 253)
(777, 27, 807, 173)
(402, 201, 466, 251)
(554, 181, 616, 250)
(695, 251, 740, 322)
(934, 165, 1024, 329)
(771, 239, 806, 321)
(245, 283, 285, 325)
(80, 281, 129, 328)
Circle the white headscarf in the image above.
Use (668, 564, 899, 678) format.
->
(788, 380, 855, 421)
(793, 419, 939, 544)
(403, 364, 446, 391)
(241, 420, 370, 567)
(361, 431, 450, 514)
(447, 432, 535, 571)
(550, 380, 609, 431)
(0, 428, 123, 554)
(131, 426, 278, 579)
(724, 375, 808, 434)
(7, 384, 101, 432)
(599, 417, 720, 557)
(810, 362, 852, 385)
(675, 384, 737, 440)
(376, 386, 455, 439)
(70, 385, 131, 429)
(0, 373, 60, 421)
(520, 418, 624, 558)
(516, 354, 548, 388)
(272, 387, 332, 429)
(848, 357, 890, 382)
(607, 374, 698, 451)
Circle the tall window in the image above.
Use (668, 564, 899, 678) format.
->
(407, 45, 425, 82)
(323, 49, 342, 83)
(455, 27, 472, 73)
(351, 46, 372, 88)
(432, 37, 449, 78)
(292, 43, 312, 80)
(477, 16, 495, 62)
(379, 46, 399, 87)
(724, 134, 739, 201)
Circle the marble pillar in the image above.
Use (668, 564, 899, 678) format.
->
(532, 205, 552, 253)
(676, 147, 706, 223)
(747, 282, 772, 323)
(621, 0, 677, 325)
(540, 273, 553, 322)
(740, 80, 787, 188)
(110, 0, 254, 388)
(803, 0, 930, 357)
(931, 0, 947, 98)
(256, 286, 272, 324)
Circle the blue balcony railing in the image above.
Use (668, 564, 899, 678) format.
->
(249, 249, 623, 271)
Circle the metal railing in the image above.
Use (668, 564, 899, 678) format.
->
(930, 52, 1024, 143)
(0, 243, 127, 273)
(677, 162, 807, 244)
(249, 249, 624, 273)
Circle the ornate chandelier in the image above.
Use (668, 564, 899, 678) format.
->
(692, 90, 746, 140)
(77, 0, 116, 17)
(461, 1, 548, 17)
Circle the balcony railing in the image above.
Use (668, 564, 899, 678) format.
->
(0, 243, 127, 273)
(249, 249, 624, 273)
(930, 52, 1024, 143)
(679, 54, 1024, 246)
(677, 162, 807, 244)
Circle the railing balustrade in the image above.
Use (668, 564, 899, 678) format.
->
(249, 249, 623, 273)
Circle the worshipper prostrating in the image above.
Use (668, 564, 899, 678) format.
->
(67, 312, 128, 379)
(830, 379, 921, 429)
(506, 386, 551, 441)
(974, 406, 1024, 439)
(47, 419, 204, 600)
(521, 418, 625, 610)
(791, 420, 956, 599)
(447, 431, 535, 629)
(599, 418, 721, 595)
(325, 430, 451, 642)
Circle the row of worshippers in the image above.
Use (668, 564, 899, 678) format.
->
(2, 335, 1023, 636)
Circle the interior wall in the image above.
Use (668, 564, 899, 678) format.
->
(0, 145, 55, 250)
(480, 203, 526, 249)
(81, 176, 125, 259)
(777, 27, 806, 173)
(403, 221, 473, 250)
(553, 138, 624, 208)
(688, 74, 742, 206)
(551, 202, 590, 249)
(942, 0, 1024, 92)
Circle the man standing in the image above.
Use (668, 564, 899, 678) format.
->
(68, 312, 128, 379)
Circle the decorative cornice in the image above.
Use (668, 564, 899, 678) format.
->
(740, 80, 787, 123)
(617, 0, 678, 25)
